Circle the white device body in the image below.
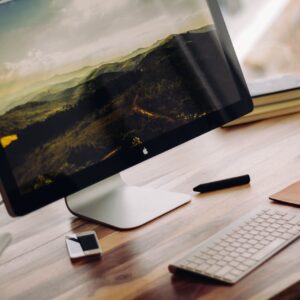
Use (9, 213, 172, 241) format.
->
(65, 231, 102, 259)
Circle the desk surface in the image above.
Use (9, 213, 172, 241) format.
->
(1, 113, 300, 300)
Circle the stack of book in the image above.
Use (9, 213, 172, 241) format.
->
(224, 75, 300, 127)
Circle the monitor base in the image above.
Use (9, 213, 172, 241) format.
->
(65, 174, 190, 229)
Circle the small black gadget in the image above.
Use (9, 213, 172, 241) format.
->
(193, 175, 251, 193)
(65, 231, 102, 260)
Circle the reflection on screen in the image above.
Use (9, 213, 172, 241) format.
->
(0, 0, 240, 194)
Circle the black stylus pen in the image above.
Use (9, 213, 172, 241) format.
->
(193, 175, 251, 193)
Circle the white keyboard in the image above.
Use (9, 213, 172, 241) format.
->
(169, 208, 300, 284)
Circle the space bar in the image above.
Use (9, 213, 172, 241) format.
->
(253, 238, 286, 261)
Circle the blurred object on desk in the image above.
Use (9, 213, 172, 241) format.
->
(221, 0, 300, 84)
(220, 0, 300, 127)
(0, 233, 11, 257)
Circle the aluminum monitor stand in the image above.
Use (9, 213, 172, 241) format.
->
(65, 174, 190, 229)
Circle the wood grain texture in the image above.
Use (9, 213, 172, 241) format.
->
(1, 112, 300, 300)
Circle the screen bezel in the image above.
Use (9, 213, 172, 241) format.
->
(0, 0, 253, 216)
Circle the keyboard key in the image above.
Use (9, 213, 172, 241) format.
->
(223, 273, 237, 282)
(277, 220, 285, 225)
(195, 263, 210, 272)
(253, 239, 286, 260)
(236, 247, 244, 253)
(194, 258, 205, 265)
(229, 261, 239, 267)
(207, 259, 217, 265)
(226, 246, 234, 252)
(237, 230, 247, 235)
(219, 241, 229, 247)
(231, 233, 242, 239)
(242, 252, 251, 258)
(283, 214, 294, 221)
(230, 252, 239, 258)
(224, 256, 233, 262)
(243, 259, 257, 267)
(260, 239, 271, 246)
(213, 245, 223, 252)
(207, 249, 217, 256)
(254, 244, 264, 250)
(195, 253, 210, 260)
(215, 266, 233, 277)
(237, 264, 248, 272)
(219, 250, 229, 256)
(217, 260, 227, 267)
(249, 248, 258, 254)
(188, 262, 198, 269)
(244, 234, 253, 239)
(288, 228, 300, 235)
(249, 239, 257, 245)
(213, 254, 222, 260)
(242, 243, 252, 249)
(255, 226, 264, 231)
(244, 226, 253, 231)
(271, 223, 280, 229)
(289, 218, 300, 225)
(249, 222, 259, 227)
(230, 269, 243, 276)
(266, 236, 276, 242)
(271, 232, 281, 238)
(206, 265, 221, 274)
(282, 233, 293, 240)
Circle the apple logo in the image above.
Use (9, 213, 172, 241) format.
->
(143, 147, 149, 155)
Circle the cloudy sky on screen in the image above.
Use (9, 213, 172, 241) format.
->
(0, 0, 212, 86)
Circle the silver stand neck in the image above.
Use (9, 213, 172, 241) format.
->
(65, 174, 190, 229)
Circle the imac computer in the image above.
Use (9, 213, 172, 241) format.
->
(0, 0, 252, 229)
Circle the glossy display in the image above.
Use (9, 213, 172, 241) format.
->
(0, 0, 252, 215)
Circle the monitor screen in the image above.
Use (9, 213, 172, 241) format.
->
(0, 0, 251, 205)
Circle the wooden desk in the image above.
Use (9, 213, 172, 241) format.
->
(1, 113, 300, 300)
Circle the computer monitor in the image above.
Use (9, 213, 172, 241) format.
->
(0, 0, 252, 229)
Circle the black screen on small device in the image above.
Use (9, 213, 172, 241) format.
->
(77, 235, 98, 251)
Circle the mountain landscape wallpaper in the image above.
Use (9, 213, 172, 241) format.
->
(0, 0, 239, 194)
